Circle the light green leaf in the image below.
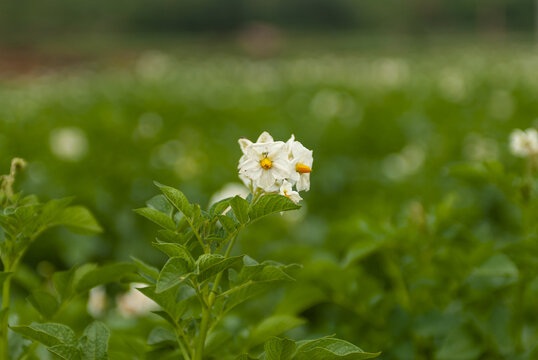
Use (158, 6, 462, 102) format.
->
(27, 291, 59, 319)
(134, 207, 176, 230)
(75, 263, 137, 294)
(152, 242, 194, 269)
(11, 322, 77, 347)
(79, 321, 110, 360)
(229, 196, 249, 224)
(52, 206, 103, 235)
(146, 194, 174, 217)
(196, 254, 244, 283)
(154, 182, 192, 217)
(264, 337, 296, 360)
(248, 195, 300, 222)
(48, 344, 82, 360)
(294, 337, 380, 360)
(246, 315, 304, 349)
(156, 257, 191, 293)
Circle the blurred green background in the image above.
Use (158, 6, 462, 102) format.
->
(2, 1, 538, 359)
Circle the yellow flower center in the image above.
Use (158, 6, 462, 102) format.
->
(296, 163, 312, 174)
(260, 157, 272, 170)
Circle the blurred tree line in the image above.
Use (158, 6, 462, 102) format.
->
(0, 0, 536, 40)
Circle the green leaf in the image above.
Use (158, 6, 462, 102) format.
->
(246, 315, 304, 349)
(196, 254, 244, 283)
(435, 327, 482, 360)
(248, 195, 300, 222)
(467, 253, 519, 289)
(52, 206, 103, 235)
(134, 207, 176, 231)
(11, 322, 77, 347)
(27, 291, 59, 319)
(294, 337, 380, 360)
(152, 242, 194, 269)
(156, 257, 191, 293)
(229, 196, 249, 224)
(131, 257, 160, 281)
(79, 321, 110, 360)
(75, 263, 137, 294)
(209, 198, 231, 217)
(235, 355, 259, 360)
(147, 195, 174, 217)
(154, 182, 191, 217)
(53, 265, 78, 302)
(49, 344, 82, 360)
(217, 215, 237, 234)
(147, 327, 176, 346)
(264, 337, 296, 360)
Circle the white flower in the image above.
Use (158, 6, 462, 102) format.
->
(87, 286, 107, 317)
(238, 132, 292, 191)
(117, 283, 159, 318)
(279, 180, 302, 204)
(510, 128, 538, 157)
(287, 135, 313, 191)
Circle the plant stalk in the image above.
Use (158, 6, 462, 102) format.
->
(1, 265, 11, 360)
(193, 229, 241, 360)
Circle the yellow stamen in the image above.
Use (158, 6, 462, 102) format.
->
(260, 158, 272, 170)
(296, 163, 312, 174)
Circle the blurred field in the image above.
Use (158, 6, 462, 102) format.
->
(1, 36, 538, 358)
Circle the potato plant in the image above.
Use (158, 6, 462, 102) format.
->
(0, 132, 380, 359)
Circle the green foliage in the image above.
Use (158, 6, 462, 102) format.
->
(12, 321, 111, 360)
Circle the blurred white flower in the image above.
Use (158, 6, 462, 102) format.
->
(87, 286, 106, 317)
(49, 127, 88, 161)
(287, 134, 313, 192)
(279, 180, 302, 204)
(510, 128, 538, 157)
(117, 283, 159, 318)
(209, 182, 249, 206)
(238, 132, 291, 191)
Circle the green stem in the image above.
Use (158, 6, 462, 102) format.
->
(193, 229, 242, 360)
(175, 327, 192, 360)
(1, 265, 11, 360)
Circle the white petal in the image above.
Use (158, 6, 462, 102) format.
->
(238, 138, 252, 153)
(296, 174, 310, 192)
(256, 131, 274, 143)
(258, 170, 276, 190)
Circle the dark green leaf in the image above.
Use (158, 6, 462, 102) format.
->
(152, 242, 194, 269)
(217, 215, 237, 234)
(48, 344, 82, 360)
(53, 265, 78, 302)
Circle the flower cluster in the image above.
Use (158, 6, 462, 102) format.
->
(238, 131, 313, 203)
(510, 128, 538, 157)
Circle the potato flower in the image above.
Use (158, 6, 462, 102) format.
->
(238, 132, 292, 191)
(117, 283, 159, 318)
(238, 131, 313, 202)
(279, 180, 302, 204)
(510, 128, 538, 157)
(287, 134, 313, 191)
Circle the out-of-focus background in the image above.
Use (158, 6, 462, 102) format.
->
(2, 1, 538, 359)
